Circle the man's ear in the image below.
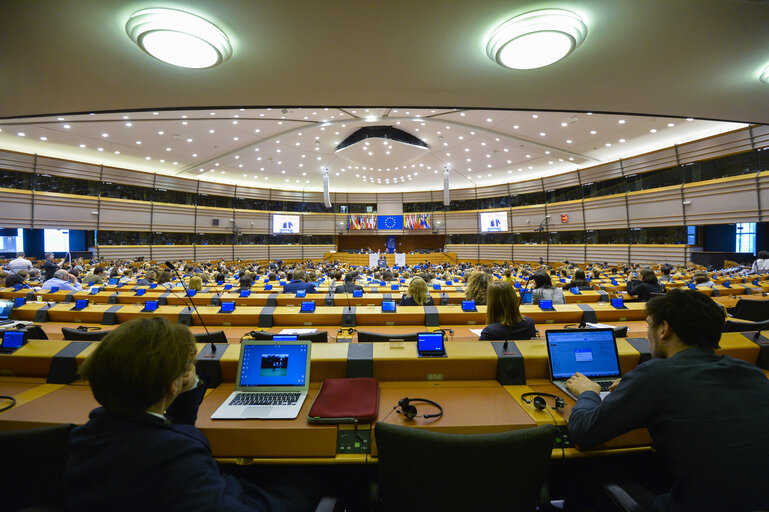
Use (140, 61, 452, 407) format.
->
(658, 320, 673, 340)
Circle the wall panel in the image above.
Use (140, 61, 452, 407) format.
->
(0, 149, 35, 173)
(99, 197, 152, 231)
(195, 206, 236, 234)
(233, 245, 270, 260)
(511, 244, 548, 262)
(101, 166, 155, 189)
(583, 194, 628, 230)
(510, 205, 546, 232)
(629, 245, 688, 266)
(586, 244, 629, 265)
(627, 186, 684, 228)
(0, 188, 33, 228)
(33, 192, 98, 230)
(683, 175, 759, 224)
(477, 244, 514, 262)
(579, 161, 623, 184)
(509, 178, 543, 195)
(444, 244, 479, 262)
(36, 156, 100, 181)
(445, 210, 480, 234)
(546, 201, 583, 231)
(303, 213, 336, 235)
(621, 147, 677, 176)
(96, 245, 151, 260)
(233, 209, 270, 234)
(152, 202, 196, 232)
(677, 128, 753, 165)
(548, 244, 586, 264)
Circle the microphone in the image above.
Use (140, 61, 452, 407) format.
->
(752, 320, 769, 341)
(165, 261, 216, 354)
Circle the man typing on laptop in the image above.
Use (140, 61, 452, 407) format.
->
(564, 289, 769, 511)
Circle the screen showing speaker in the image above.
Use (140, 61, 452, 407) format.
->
(479, 212, 508, 232)
(272, 214, 300, 234)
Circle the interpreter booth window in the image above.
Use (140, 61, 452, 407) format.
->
(736, 223, 756, 255)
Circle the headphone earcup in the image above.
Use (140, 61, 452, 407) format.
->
(402, 403, 417, 419)
(532, 396, 547, 410)
(554, 397, 565, 410)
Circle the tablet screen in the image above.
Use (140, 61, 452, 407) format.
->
(382, 301, 396, 312)
(143, 300, 158, 312)
(220, 301, 236, 313)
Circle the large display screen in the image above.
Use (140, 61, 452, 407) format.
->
(272, 214, 300, 234)
(479, 212, 508, 232)
(44, 229, 70, 252)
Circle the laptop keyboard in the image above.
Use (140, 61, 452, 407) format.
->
(598, 381, 612, 392)
(229, 392, 300, 406)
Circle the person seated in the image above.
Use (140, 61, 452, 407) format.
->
(188, 276, 203, 291)
(531, 272, 566, 305)
(751, 250, 769, 274)
(657, 264, 674, 283)
(83, 266, 106, 286)
(334, 273, 363, 294)
(6, 251, 33, 273)
(282, 269, 317, 294)
(465, 271, 492, 305)
(566, 290, 769, 511)
(157, 270, 177, 290)
(479, 281, 536, 341)
(238, 275, 253, 291)
(65, 316, 320, 511)
(561, 268, 591, 290)
(41, 269, 83, 291)
(399, 277, 434, 306)
(501, 269, 513, 283)
(692, 270, 716, 289)
(627, 268, 667, 301)
(5, 269, 28, 288)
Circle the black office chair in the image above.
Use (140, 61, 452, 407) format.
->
(357, 331, 419, 342)
(245, 330, 328, 343)
(23, 324, 49, 340)
(726, 298, 769, 322)
(0, 423, 74, 512)
(193, 330, 229, 344)
(373, 422, 556, 512)
(61, 326, 113, 341)
(723, 318, 769, 333)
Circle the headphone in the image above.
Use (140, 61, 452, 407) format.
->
(337, 327, 356, 336)
(0, 395, 16, 413)
(397, 397, 443, 420)
(520, 392, 565, 411)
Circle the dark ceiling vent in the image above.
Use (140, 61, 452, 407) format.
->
(335, 125, 429, 151)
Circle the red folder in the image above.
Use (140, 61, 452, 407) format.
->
(307, 377, 379, 424)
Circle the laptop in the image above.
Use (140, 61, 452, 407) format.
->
(545, 328, 622, 401)
(211, 340, 312, 419)
(0, 299, 14, 325)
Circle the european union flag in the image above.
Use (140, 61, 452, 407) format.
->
(378, 215, 403, 230)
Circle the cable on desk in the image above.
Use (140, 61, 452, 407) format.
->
(0, 396, 17, 413)
(544, 407, 566, 460)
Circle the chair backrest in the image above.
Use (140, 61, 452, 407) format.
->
(0, 423, 74, 512)
(730, 299, 769, 322)
(357, 331, 419, 342)
(193, 330, 229, 344)
(723, 318, 769, 333)
(61, 326, 113, 341)
(374, 422, 556, 512)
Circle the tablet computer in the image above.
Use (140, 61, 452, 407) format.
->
(352, 289, 363, 298)
(142, 300, 159, 312)
(71, 299, 89, 311)
(417, 332, 446, 358)
(300, 301, 316, 313)
(461, 300, 477, 312)
(381, 300, 396, 313)
(539, 299, 555, 311)
(219, 301, 236, 313)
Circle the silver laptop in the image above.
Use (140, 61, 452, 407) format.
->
(211, 339, 311, 419)
(545, 328, 622, 401)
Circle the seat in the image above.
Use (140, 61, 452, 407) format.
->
(723, 318, 769, 333)
(357, 331, 419, 342)
(61, 326, 113, 341)
(726, 298, 769, 322)
(246, 330, 328, 343)
(193, 330, 229, 344)
(0, 423, 74, 512)
(373, 422, 556, 512)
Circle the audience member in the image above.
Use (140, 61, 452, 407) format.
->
(561, 268, 590, 290)
(465, 271, 492, 305)
(41, 269, 83, 291)
(42, 252, 59, 281)
(399, 277, 434, 306)
(531, 272, 565, 305)
(283, 269, 317, 294)
(627, 268, 666, 302)
(750, 250, 769, 273)
(6, 251, 33, 273)
(479, 281, 536, 341)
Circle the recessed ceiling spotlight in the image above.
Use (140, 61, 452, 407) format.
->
(486, 9, 587, 70)
(125, 8, 233, 68)
(760, 63, 769, 85)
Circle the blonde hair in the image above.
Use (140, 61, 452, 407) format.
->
(486, 280, 524, 326)
(406, 277, 429, 306)
(188, 276, 203, 290)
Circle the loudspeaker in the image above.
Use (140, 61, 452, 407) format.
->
(443, 170, 450, 206)
(212, 219, 219, 226)
(492, 341, 526, 385)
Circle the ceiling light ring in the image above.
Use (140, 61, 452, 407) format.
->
(486, 8, 587, 70)
(126, 8, 233, 69)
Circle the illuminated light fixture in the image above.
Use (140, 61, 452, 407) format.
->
(125, 8, 232, 69)
(486, 9, 587, 70)
(760, 64, 769, 84)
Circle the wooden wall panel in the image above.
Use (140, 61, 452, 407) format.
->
(99, 197, 152, 231)
(579, 161, 623, 184)
(629, 245, 688, 266)
(0, 149, 35, 173)
(233, 209, 270, 234)
(152, 203, 196, 232)
(101, 166, 155, 189)
(511, 205, 546, 232)
(683, 175, 759, 224)
(627, 186, 684, 228)
(303, 213, 336, 235)
(583, 194, 628, 230)
(586, 245, 629, 265)
(478, 244, 514, 262)
(546, 201, 584, 231)
(445, 211, 480, 234)
(445, 244, 479, 262)
(0, 188, 33, 228)
(195, 206, 236, 234)
(621, 147, 677, 176)
(511, 245, 548, 262)
(33, 192, 98, 230)
(548, 244, 586, 264)
(151, 245, 196, 261)
(677, 128, 753, 165)
(96, 245, 151, 260)
(36, 156, 100, 181)
(509, 178, 543, 195)
(233, 245, 270, 260)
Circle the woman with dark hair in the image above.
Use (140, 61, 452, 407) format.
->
(627, 267, 666, 301)
(562, 268, 591, 290)
(531, 272, 566, 305)
(479, 281, 536, 340)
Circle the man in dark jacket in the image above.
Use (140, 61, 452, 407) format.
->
(282, 269, 317, 294)
(65, 316, 318, 512)
(43, 252, 59, 281)
(334, 273, 363, 294)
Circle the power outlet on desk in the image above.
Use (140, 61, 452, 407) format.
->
(337, 430, 371, 454)
(554, 426, 573, 449)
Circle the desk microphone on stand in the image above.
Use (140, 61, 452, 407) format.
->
(165, 261, 215, 354)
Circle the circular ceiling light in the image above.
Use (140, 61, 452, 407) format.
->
(761, 64, 769, 85)
(486, 9, 587, 70)
(126, 8, 232, 68)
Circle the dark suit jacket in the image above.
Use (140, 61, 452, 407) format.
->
(334, 283, 363, 294)
(43, 259, 59, 281)
(65, 382, 290, 512)
(479, 318, 537, 341)
(399, 295, 434, 306)
(282, 280, 317, 294)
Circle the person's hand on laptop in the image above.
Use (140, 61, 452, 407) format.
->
(565, 372, 601, 396)
(608, 379, 621, 391)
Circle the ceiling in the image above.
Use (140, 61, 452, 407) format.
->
(0, 0, 766, 193)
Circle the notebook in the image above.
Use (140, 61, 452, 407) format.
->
(211, 340, 312, 419)
(545, 328, 621, 401)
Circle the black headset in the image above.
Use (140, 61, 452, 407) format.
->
(397, 397, 443, 420)
(520, 392, 565, 411)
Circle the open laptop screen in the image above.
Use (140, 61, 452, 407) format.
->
(546, 329, 620, 380)
(239, 343, 309, 388)
(0, 299, 14, 320)
(417, 332, 444, 352)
